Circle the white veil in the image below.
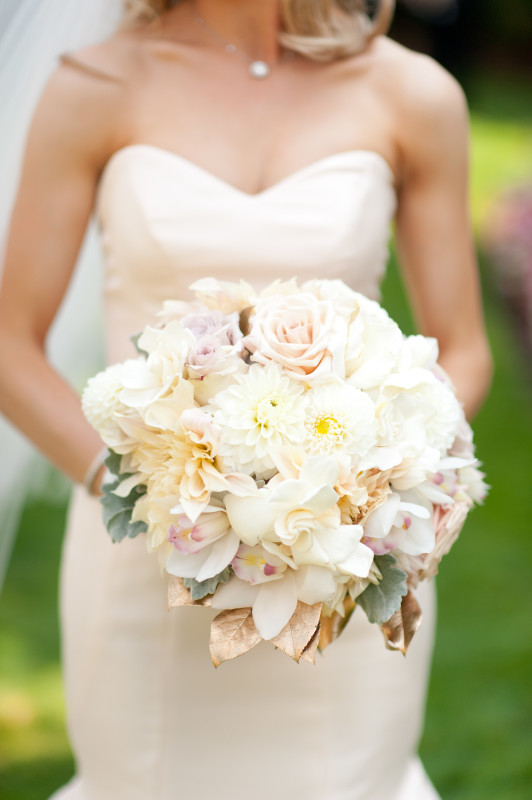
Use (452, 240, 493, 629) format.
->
(0, 0, 124, 593)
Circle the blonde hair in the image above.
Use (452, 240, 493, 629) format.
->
(123, 0, 395, 61)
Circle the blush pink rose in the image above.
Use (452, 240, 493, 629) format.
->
(243, 293, 347, 381)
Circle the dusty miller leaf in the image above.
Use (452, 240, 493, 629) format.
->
(100, 476, 147, 543)
(183, 566, 232, 600)
(104, 449, 122, 477)
(357, 554, 408, 625)
(130, 332, 149, 358)
(168, 576, 212, 608)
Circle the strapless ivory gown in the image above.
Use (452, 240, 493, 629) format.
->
(52, 144, 441, 800)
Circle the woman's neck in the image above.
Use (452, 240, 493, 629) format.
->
(184, 0, 282, 62)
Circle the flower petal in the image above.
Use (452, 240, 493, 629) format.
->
(252, 572, 299, 640)
(224, 493, 275, 544)
(211, 577, 259, 609)
(166, 549, 207, 579)
(337, 540, 374, 578)
(363, 493, 401, 539)
(295, 565, 336, 605)
(195, 530, 240, 582)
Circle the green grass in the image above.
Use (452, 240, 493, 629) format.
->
(1, 70, 532, 799)
(0, 501, 74, 798)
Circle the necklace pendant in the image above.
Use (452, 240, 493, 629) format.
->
(248, 61, 271, 79)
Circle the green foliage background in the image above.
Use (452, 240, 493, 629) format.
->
(1, 71, 531, 799)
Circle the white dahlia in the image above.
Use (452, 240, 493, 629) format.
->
(211, 363, 308, 477)
(81, 359, 144, 452)
(304, 382, 376, 460)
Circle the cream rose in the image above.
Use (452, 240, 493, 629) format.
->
(244, 292, 347, 381)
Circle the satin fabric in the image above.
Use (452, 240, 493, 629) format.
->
(51, 146, 441, 800)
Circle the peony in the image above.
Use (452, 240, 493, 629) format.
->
(211, 362, 308, 477)
(378, 368, 463, 456)
(396, 334, 439, 373)
(302, 278, 359, 310)
(345, 294, 404, 390)
(243, 292, 348, 382)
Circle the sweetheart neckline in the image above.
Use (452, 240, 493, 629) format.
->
(98, 143, 397, 200)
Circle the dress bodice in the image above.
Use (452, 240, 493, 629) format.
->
(96, 144, 397, 363)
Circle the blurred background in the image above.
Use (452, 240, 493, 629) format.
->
(1, 1, 531, 798)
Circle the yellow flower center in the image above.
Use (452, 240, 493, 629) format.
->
(313, 414, 343, 439)
(256, 393, 284, 427)
(243, 553, 266, 568)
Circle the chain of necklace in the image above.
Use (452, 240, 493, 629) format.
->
(191, 2, 295, 79)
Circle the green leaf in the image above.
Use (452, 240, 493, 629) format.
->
(104, 449, 122, 477)
(130, 332, 148, 358)
(357, 554, 408, 625)
(183, 567, 232, 600)
(100, 477, 147, 543)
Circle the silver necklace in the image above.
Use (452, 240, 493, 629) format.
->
(192, 5, 294, 80)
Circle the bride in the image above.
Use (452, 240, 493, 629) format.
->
(0, 1, 491, 798)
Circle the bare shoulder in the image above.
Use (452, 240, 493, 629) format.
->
(366, 38, 470, 180)
(32, 33, 144, 172)
(368, 37, 468, 119)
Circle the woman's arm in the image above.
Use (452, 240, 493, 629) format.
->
(392, 54, 492, 419)
(0, 52, 126, 489)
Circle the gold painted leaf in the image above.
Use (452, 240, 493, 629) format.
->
(380, 590, 422, 655)
(167, 575, 211, 609)
(270, 601, 322, 663)
(318, 596, 356, 652)
(209, 608, 262, 667)
(300, 622, 321, 665)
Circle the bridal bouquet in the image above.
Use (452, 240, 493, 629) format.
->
(82, 278, 487, 665)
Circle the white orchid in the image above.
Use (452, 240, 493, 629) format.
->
(362, 489, 434, 556)
(166, 506, 240, 583)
